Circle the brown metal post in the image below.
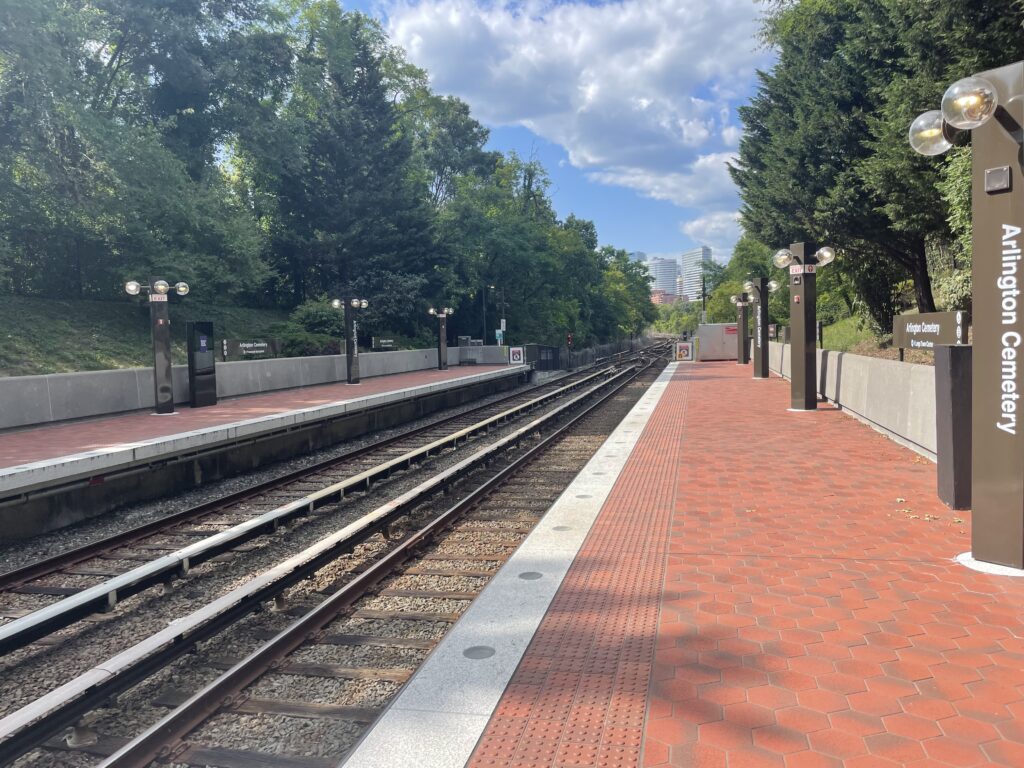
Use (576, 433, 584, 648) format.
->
(970, 61, 1024, 567)
(345, 302, 360, 384)
(789, 243, 818, 411)
(438, 314, 448, 370)
(754, 278, 769, 378)
(935, 345, 972, 510)
(737, 294, 750, 365)
(149, 277, 175, 414)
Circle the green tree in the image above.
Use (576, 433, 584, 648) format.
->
(732, 0, 1024, 330)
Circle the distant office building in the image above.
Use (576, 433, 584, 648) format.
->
(628, 251, 647, 263)
(645, 256, 681, 297)
(650, 289, 679, 306)
(679, 246, 713, 304)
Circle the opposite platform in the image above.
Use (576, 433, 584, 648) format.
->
(0, 365, 525, 536)
(344, 360, 1024, 768)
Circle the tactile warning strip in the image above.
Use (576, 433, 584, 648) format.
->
(467, 364, 688, 768)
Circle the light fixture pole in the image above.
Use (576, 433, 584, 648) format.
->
(125, 278, 190, 414)
(481, 284, 488, 344)
(744, 277, 780, 379)
(428, 306, 454, 370)
(729, 292, 753, 365)
(772, 244, 835, 411)
(497, 286, 506, 345)
(331, 297, 369, 384)
(909, 63, 1024, 568)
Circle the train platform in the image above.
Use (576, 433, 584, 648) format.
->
(0, 365, 526, 535)
(343, 360, 1024, 768)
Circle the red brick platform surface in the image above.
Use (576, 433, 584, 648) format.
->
(0, 366, 508, 469)
(469, 362, 1024, 768)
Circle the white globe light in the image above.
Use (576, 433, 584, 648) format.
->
(360, 299, 368, 309)
(350, 298, 360, 308)
(941, 76, 998, 130)
(772, 249, 795, 269)
(445, 307, 454, 315)
(729, 294, 738, 304)
(125, 280, 141, 296)
(742, 280, 754, 293)
(174, 281, 189, 296)
(428, 307, 436, 315)
(152, 279, 170, 295)
(331, 298, 342, 309)
(814, 246, 836, 267)
(768, 279, 780, 292)
(908, 110, 952, 156)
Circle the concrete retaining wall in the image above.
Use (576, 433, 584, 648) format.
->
(0, 346, 509, 430)
(450, 346, 502, 365)
(768, 342, 937, 458)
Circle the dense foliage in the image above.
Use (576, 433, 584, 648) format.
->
(0, 0, 655, 352)
(731, 0, 1024, 332)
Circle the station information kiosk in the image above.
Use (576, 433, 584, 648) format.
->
(186, 320, 218, 407)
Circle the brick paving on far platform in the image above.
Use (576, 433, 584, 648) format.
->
(0, 365, 509, 469)
(468, 361, 1024, 768)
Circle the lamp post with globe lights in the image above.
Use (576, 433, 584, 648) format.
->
(428, 306, 454, 370)
(908, 64, 1024, 568)
(772, 244, 835, 411)
(744, 277, 781, 379)
(124, 278, 190, 414)
(729, 292, 754, 365)
(331, 297, 369, 384)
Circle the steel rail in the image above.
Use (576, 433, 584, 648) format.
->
(0, 363, 645, 766)
(0, 364, 602, 592)
(99, 356, 661, 768)
(0, 364, 631, 657)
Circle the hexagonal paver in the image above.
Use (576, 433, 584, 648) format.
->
(881, 713, 942, 740)
(748, 685, 799, 710)
(700, 720, 753, 750)
(922, 736, 989, 767)
(750, 724, 809, 755)
(775, 706, 830, 734)
(865, 733, 926, 763)
(808, 728, 869, 759)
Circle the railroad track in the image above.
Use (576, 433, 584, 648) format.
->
(0, 358, 641, 654)
(0, 346, 669, 767)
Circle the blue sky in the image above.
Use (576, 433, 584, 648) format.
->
(349, 0, 774, 261)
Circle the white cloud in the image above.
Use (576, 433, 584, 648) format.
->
(680, 210, 742, 259)
(588, 152, 737, 208)
(722, 125, 742, 146)
(384, 0, 770, 253)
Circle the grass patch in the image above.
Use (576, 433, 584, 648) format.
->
(820, 316, 875, 352)
(820, 314, 934, 365)
(0, 295, 287, 376)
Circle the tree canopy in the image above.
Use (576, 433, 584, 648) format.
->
(730, 0, 1024, 332)
(0, 0, 656, 352)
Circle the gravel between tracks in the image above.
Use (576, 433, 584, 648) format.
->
(0, 379, 543, 574)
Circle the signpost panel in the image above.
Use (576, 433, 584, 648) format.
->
(675, 341, 696, 362)
(148, 282, 174, 414)
(971, 61, 1024, 567)
(754, 277, 769, 379)
(736, 295, 750, 365)
(893, 312, 968, 351)
(221, 339, 281, 360)
(789, 243, 818, 410)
